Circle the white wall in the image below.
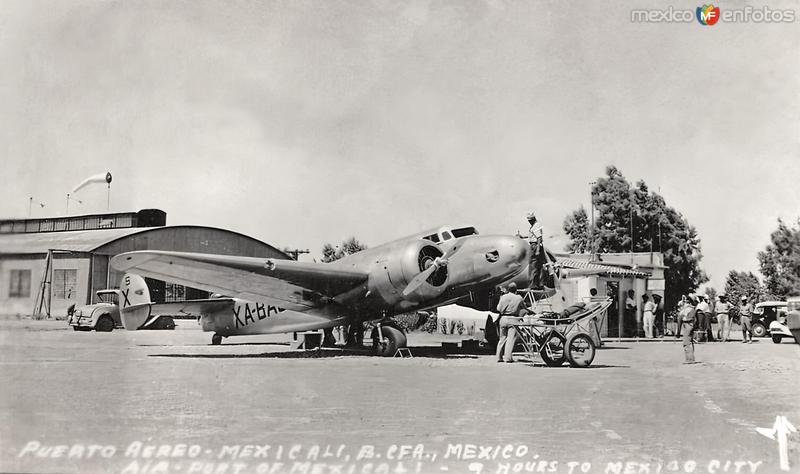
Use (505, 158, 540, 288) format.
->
(0, 256, 90, 317)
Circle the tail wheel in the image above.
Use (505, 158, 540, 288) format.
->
(211, 334, 223, 345)
(371, 326, 406, 357)
(771, 334, 782, 344)
(751, 323, 766, 338)
(96, 316, 114, 332)
(566, 333, 596, 367)
(539, 332, 566, 367)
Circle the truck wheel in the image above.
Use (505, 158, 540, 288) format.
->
(96, 316, 114, 332)
(751, 323, 766, 338)
(771, 334, 782, 344)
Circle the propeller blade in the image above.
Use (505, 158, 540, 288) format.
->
(403, 265, 437, 296)
(402, 243, 460, 297)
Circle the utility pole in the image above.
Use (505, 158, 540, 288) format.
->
(284, 248, 310, 261)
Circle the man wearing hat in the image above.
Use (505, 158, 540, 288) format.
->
(739, 295, 754, 343)
(495, 282, 527, 363)
(715, 295, 732, 342)
(680, 294, 699, 363)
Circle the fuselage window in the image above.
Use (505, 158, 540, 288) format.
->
(452, 227, 478, 238)
(441, 231, 453, 240)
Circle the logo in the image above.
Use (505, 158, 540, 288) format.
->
(697, 4, 720, 25)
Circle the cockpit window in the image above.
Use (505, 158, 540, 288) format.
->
(424, 234, 440, 243)
(441, 231, 453, 241)
(452, 227, 478, 238)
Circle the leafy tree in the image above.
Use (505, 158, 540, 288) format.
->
(563, 207, 590, 253)
(723, 270, 766, 319)
(321, 237, 368, 262)
(758, 218, 800, 299)
(562, 166, 708, 311)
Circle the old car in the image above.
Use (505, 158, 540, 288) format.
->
(770, 297, 800, 344)
(751, 301, 786, 338)
(68, 289, 174, 332)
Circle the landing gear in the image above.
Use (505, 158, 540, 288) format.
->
(211, 333, 223, 345)
(371, 324, 407, 357)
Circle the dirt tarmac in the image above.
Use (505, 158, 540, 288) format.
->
(1, 319, 798, 474)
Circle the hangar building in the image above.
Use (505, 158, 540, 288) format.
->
(0, 209, 288, 317)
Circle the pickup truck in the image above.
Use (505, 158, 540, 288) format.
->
(67, 289, 174, 332)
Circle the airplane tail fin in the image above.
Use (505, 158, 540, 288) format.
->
(119, 273, 157, 330)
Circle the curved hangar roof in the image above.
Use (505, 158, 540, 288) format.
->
(0, 225, 289, 259)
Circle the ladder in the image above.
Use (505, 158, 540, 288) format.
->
(32, 250, 54, 319)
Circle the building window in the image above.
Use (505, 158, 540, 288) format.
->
(53, 269, 77, 300)
(9, 270, 31, 298)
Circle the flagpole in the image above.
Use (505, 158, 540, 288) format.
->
(66, 194, 70, 215)
(107, 183, 110, 211)
(28, 197, 33, 217)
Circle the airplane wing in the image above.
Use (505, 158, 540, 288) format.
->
(150, 298, 235, 316)
(110, 250, 369, 311)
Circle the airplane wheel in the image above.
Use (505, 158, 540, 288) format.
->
(771, 334, 782, 344)
(96, 316, 114, 332)
(566, 333, 596, 367)
(372, 326, 405, 357)
(539, 332, 566, 367)
(211, 334, 223, 345)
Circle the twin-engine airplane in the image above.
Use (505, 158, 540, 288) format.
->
(110, 226, 529, 355)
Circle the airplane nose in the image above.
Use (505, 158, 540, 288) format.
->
(499, 236, 528, 268)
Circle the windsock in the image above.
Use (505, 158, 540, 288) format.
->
(71, 172, 112, 193)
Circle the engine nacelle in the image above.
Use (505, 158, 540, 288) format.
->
(368, 239, 449, 307)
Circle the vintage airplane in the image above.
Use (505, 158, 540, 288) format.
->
(110, 225, 529, 355)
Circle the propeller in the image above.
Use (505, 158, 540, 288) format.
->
(402, 245, 459, 296)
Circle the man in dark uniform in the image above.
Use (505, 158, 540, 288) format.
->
(739, 296, 754, 343)
(681, 295, 699, 363)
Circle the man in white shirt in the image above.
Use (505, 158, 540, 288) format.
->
(715, 295, 732, 342)
(642, 294, 657, 338)
(696, 295, 712, 342)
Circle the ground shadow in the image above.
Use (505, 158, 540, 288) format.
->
(149, 345, 481, 360)
(137, 342, 290, 347)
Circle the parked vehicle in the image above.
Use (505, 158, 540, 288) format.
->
(785, 296, 800, 345)
(751, 301, 786, 338)
(68, 289, 175, 332)
(768, 317, 792, 343)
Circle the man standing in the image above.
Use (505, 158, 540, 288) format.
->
(625, 289, 637, 337)
(653, 294, 664, 337)
(715, 295, 732, 342)
(696, 295, 712, 342)
(495, 282, 527, 363)
(681, 295, 699, 363)
(740, 295, 754, 343)
(642, 294, 656, 338)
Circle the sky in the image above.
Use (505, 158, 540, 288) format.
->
(1, 0, 798, 291)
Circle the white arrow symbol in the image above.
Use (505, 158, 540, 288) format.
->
(757, 415, 797, 471)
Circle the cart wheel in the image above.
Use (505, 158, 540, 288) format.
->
(566, 333, 596, 367)
(540, 332, 566, 367)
